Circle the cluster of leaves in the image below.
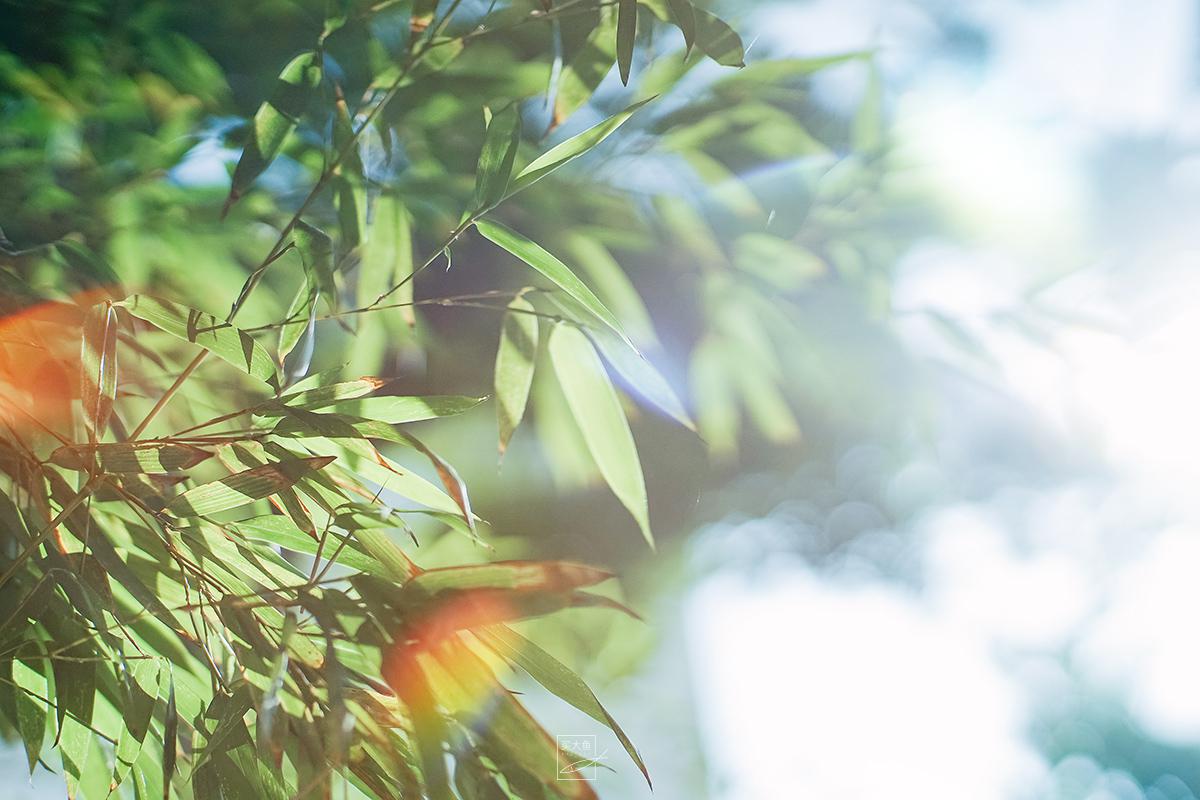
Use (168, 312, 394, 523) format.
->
(0, 0, 798, 798)
(0, 0, 917, 796)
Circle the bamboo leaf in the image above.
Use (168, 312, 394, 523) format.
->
(552, 16, 617, 128)
(693, 6, 745, 67)
(475, 220, 631, 349)
(293, 220, 337, 309)
(112, 659, 162, 793)
(408, 561, 612, 596)
(472, 105, 521, 213)
(54, 656, 96, 797)
(616, 0, 637, 85)
(79, 301, 118, 441)
(293, 394, 484, 423)
(50, 442, 212, 473)
(166, 456, 336, 517)
(230, 516, 387, 575)
(480, 626, 650, 786)
(494, 296, 538, 456)
(270, 376, 390, 411)
(507, 97, 654, 195)
(360, 195, 415, 327)
(163, 675, 177, 799)
(225, 52, 323, 212)
(666, 0, 696, 52)
(12, 654, 48, 774)
(119, 295, 280, 390)
(277, 270, 318, 368)
(548, 324, 652, 547)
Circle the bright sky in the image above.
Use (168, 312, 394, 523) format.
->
(686, 1, 1200, 798)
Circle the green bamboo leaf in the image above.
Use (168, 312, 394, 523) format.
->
(507, 97, 654, 195)
(79, 301, 118, 441)
(54, 657, 96, 797)
(309, 394, 485, 423)
(166, 455, 336, 517)
(494, 296, 538, 456)
(616, 0, 637, 85)
(360, 195, 415, 327)
(119, 295, 280, 390)
(408, 561, 612, 596)
(475, 220, 630, 349)
(278, 270, 318, 368)
(293, 220, 337, 309)
(225, 52, 323, 213)
(112, 659, 162, 793)
(335, 175, 366, 256)
(480, 626, 650, 786)
(257, 612, 295, 768)
(163, 674, 177, 798)
(12, 655, 47, 774)
(544, 292, 692, 429)
(552, 15, 617, 128)
(562, 234, 657, 348)
(472, 105, 521, 213)
(270, 376, 390, 411)
(693, 7, 745, 67)
(50, 442, 212, 473)
(548, 324, 652, 547)
(231, 516, 387, 575)
(666, 0, 696, 52)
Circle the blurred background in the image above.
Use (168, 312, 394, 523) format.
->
(5, 0, 1200, 798)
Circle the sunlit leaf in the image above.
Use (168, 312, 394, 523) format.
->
(507, 97, 654, 195)
(50, 442, 212, 473)
(166, 455, 336, 517)
(408, 561, 612, 595)
(119, 295, 280, 390)
(79, 301, 118, 441)
(475, 220, 631, 348)
(548, 324, 653, 547)
(12, 653, 48, 774)
(494, 295, 538, 456)
(480, 626, 650, 786)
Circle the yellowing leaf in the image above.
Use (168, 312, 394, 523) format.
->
(119, 295, 280, 390)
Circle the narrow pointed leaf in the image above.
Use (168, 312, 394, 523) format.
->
(112, 660, 161, 793)
(12, 656, 48, 774)
(475, 220, 630, 348)
(693, 7, 744, 67)
(50, 442, 212, 473)
(667, 0, 696, 52)
(163, 676, 177, 799)
(472, 105, 521, 213)
(226, 52, 322, 211)
(166, 455, 336, 517)
(495, 296, 538, 455)
(360, 195, 415, 326)
(507, 97, 654, 195)
(548, 324, 652, 547)
(80, 301, 118, 440)
(616, 0, 637, 85)
(293, 221, 337, 309)
(119, 295, 279, 389)
(480, 626, 650, 786)
(408, 561, 612, 595)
